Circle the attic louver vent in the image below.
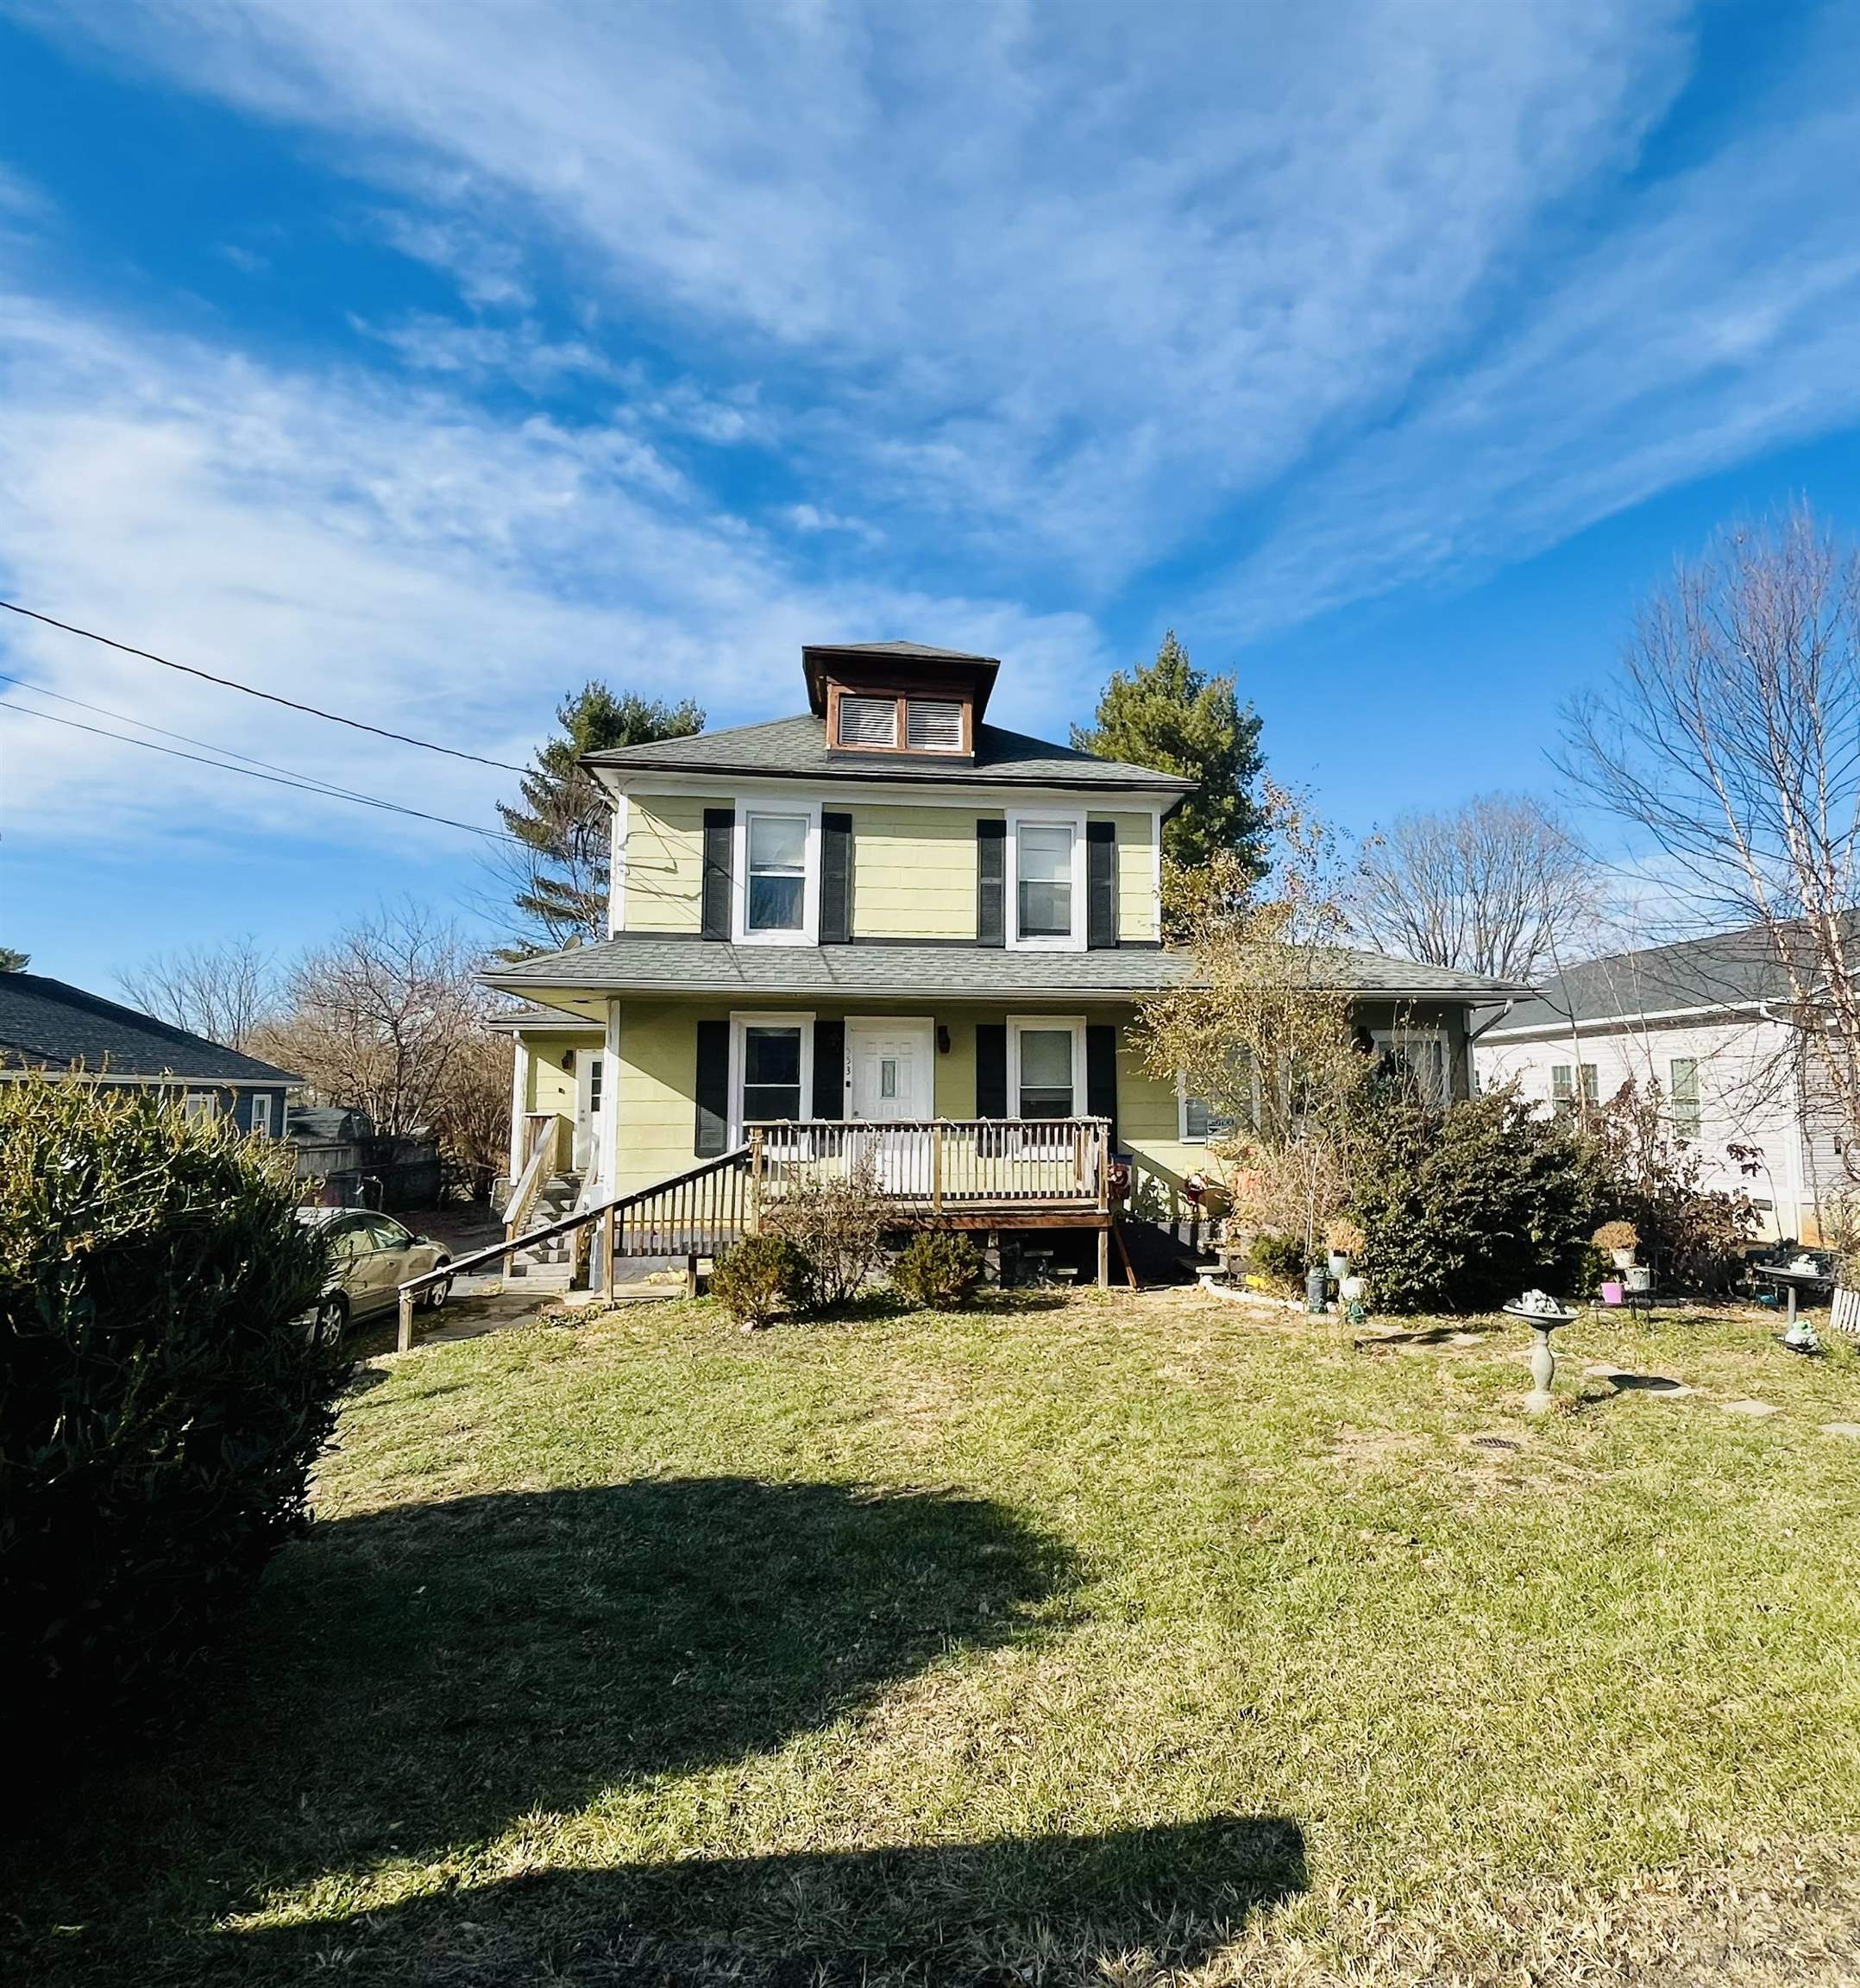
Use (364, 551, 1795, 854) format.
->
(838, 695, 897, 747)
(907, 699, 963, 752)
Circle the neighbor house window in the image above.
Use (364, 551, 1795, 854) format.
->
(1550, 1062, 1599, 1114)
(1015, 821, 1076, 941)
(906, 698, 964, 752)
(248, 1093, 278, 1138)
(1011, 1021, 1079, 1118)
(741, 1024, 804, 1123)
(1373, 1029, 1450, 1108)
(837, 695, 897, 748)
(745, 813, 807, 933)
(1670, 1057, 1701, 1140)
(183, 1090, 217, 1120)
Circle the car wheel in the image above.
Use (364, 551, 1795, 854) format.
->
(423, 1267, 453, 1312)
(312, 1294, 349, 1348)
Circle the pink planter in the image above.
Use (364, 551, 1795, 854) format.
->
(1600, 1280, 1624, 1305)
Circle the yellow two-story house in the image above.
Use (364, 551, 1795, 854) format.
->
(486, 641, 1530, 1283)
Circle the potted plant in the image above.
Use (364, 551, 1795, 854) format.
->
(1326, 1217, 1364, 1280)
(1593, 1220, 1639, 1271)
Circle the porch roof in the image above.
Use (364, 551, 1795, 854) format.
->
(483, 936, 1536, 1010)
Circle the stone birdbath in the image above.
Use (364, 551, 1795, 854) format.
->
(1503, 1290, 1579, 1414)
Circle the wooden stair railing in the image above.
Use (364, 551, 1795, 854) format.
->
(397, 1146, 753, 1352)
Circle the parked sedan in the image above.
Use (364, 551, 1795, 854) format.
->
(299, 1209, 451, 1343)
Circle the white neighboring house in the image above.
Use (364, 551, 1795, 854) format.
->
(1474, 925, 1848, 1243)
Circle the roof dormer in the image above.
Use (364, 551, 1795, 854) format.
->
(803, 640, 1000, 764)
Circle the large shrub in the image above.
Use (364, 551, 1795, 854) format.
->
(710, 1231, 809, 1329)
(0, 1078, 339, 1737)
(1350, 1085, 1598, 1312)
(890, 1230, 983, 1310)
(764, 1152, 889, 1312)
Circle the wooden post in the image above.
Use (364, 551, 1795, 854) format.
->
(684, 1251, 700, 1300)
(397, 1286, 417, 1353)
(932, 1123, 944, 1213)
(1097, 1223, 1110, 1290)
(749, 1128, 764, 1233)
(595, 1206, 612, 1296)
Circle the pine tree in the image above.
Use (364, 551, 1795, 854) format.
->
(496, 683, 703, 955)
(1072, 631, 1266, 877)
(0, 948, 28, 972)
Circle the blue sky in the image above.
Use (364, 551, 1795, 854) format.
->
(4, 1, 1860, 991)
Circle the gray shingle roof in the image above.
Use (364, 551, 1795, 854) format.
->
(1480, 923, 1800, 1037)
(583, 713, 1198, 794)
(0, 972, 300, 1082)
(484, 937, 1533, 1004)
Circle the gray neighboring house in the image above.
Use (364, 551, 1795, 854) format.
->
(1474, 924, 1846, 1242)
(0, 969, 298, 1136)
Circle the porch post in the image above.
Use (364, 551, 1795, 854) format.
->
(1097, 1223, 1110, 1289)
(507, 1036, 529, 1181)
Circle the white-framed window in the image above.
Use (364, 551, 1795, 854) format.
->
(838, 695, 898, 748)
(248, 1092, 279, 1138)
(1669, 1056, 1701, 1140)
(1373, 1028, 1451, 1108)
(182, 1089, 218, 1120)
(906, 698, 964, 752)
(1178, 1086, 1238, 1144)
(729, 1012, 814, 1138)
(733, 802, 820, 943)
(1550, 1061, 1599, 1114)
(1007, 1016, 1084, 1119)
(1008, 811, 1087, 950)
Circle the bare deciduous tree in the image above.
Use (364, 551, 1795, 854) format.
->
(120, 937, 280, 1050)
(1562, 506, 1860, 1173)
(1140, 784, 1370, 1256)
(1344, 794, 1596, 984)
(254, 903, 492, 1141)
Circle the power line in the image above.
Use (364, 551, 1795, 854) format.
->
(0, 596, 529, 774)
(0, 699, 524, 845)
(0, 670, 456, 813)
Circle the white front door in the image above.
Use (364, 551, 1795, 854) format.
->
(847, 1022, 933, 1122)
(846, 1020, 934, 1193)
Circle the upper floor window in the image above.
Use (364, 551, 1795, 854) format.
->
(837, 695, 897, 748)
(1015, 821, 1076, 942)
(829, 688, 970, 754)
(906, 699, 964, 751)
(746, 813, 807, 933)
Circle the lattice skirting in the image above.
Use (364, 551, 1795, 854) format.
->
(1831, 1287, 1860, 1337)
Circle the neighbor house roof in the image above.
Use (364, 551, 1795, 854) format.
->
(484, 936, 1534, 1007)
(0, 971, 301, 1083)
(582, 713, 1198, 795)
(1480, 923, 1800, 1039)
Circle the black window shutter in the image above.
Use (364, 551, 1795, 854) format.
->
(1086, 1024, 1120, 1151)
(701, 808, 734, 941)
(694, 1018, 730, 1155)
(975, 1023, 1008, 1118)
(1086, 819, 1117, 949)
(976, 818, 1006, 947)
(812, 1017, 845, 1119)
(820, 812, 853, 944)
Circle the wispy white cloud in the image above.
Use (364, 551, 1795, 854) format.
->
(0, 288, 1102, 857)
(27, 0, 1696, 590)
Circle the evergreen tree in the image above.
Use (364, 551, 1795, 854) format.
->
(1072, 631, 1266, 877)
(496, 683, 703, 954)
(0, 948, 28, 972)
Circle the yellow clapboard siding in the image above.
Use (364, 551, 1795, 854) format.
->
(622, 795, 707, 933)
(1094, 810, 1159, 944)
(851, 803, 992, 939)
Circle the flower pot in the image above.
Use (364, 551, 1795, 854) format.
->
(1625, 1265, 1651, 1293)
(1328, 1251, 1351, 1279)
(1338, 1273, 1366, 1304)
(1611, 1249, 1636, 1270)
(1600, 1280, 1624, 1305)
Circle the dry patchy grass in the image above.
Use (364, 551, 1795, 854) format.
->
(6, 1290, 1859, 1985)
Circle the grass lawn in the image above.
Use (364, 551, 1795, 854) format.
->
(8, 1290, 1860, 1985)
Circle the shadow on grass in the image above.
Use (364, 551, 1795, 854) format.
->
(232, 1813, 1307, 1984)
(19, 1477, 1261, 1984)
